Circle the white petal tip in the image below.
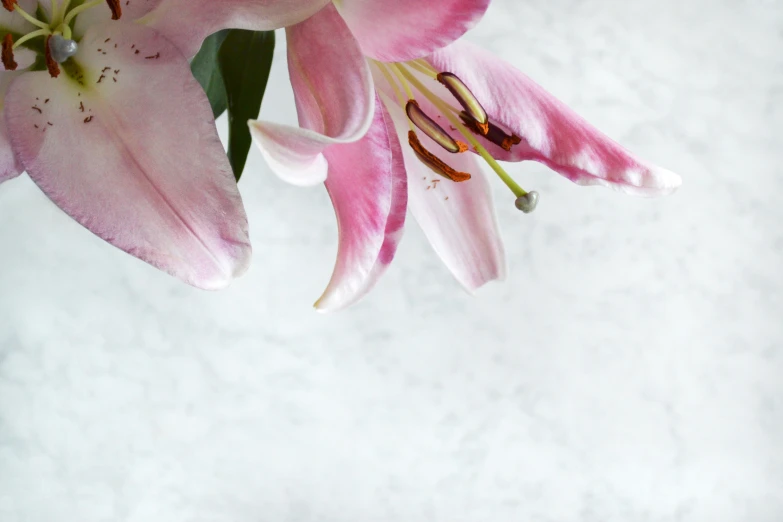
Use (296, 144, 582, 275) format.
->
(249, 121, 329, 187)
(191, 243, 252, 291)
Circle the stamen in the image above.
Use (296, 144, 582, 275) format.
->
(459, 112, 521, 152)
(406, 100, 468, 154)
(106, 0, 121, 20)
(2, 34, 17, 70)
(48, 34, 78, 63)
(1, 0, 16, 11)
(44, 35, 60, 77)
(408, 131, 471, 182)
(396, 63, 536, 206)
(437, 72, 489, 134)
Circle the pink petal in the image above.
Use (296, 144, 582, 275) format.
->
(5, 22, 251, 289)
(73, 0, 165, 38)
(380, 92, 506, 291)
(335, 0, 490, 63)
(249, 3, 373, 186)
(138, 0, 330, 58)
(427, 41, 682, 196)
(315, 95, 407, 312)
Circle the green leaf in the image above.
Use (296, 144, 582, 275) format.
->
(218, 29, 275, 181)
(190, 30, 230, 119)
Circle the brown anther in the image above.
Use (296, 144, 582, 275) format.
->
(406, 100, 466, 154)
(459, 112, 521, 152)
(1, 0, 17, 12)
(44, 35, 60, 78)
(2, 33, 17, 70)
(408, 131, 471, 183)
(106, 0, 122, 19)
(437, 72, 489, 129)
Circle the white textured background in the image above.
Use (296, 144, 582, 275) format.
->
(1, 1, 782, 521)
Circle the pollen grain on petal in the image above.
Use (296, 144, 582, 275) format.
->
(1, 34, 17, 70)
(106, 0, 122, 19)
(408, 131, 471, 183)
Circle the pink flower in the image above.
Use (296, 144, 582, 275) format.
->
(250, 0, 682, 311)
(0, 0, 324, 289)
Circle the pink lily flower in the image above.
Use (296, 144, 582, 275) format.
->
(0, 0, 327, 289)
(250, 0, 682, 312)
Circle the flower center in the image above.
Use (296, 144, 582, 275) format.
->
(1, 0, 121, 76)
(372, 59, 539, 213)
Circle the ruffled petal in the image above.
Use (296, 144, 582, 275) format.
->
(335, 0, 490, 62)
(138, 0, 330, 58)
(427, 41, 682, 196)
(380, 91, 506, 291)
(249, 3, 373, 186)
(5, 22, 251, 289)
(315, 95, 407, 312)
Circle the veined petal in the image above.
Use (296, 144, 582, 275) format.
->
(138, 0, 330, 58)
(428, 41, 682, 196)
(5, 22, 251, 289)
(380, 91, 506, 292)
(315, 95, 407, 312)
(335, 0, 490, 63)
(249, 3, 373, 186)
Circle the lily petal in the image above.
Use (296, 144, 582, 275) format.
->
(249, 3, 373, 186)
(0, 72, 23, 183)
(428, 41, 682, 196)
(0, 116, 20, 183)
(0, 0, 36, 34)
(138, 0, 330, 58)
(335, 0, 490, 63)
(5, 22, 251, 289)
(380, 91, 506, 291)
(72, 0, 165, 39)
(315, 95, 407, 312)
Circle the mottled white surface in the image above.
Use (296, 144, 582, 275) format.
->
(1, 0, 782, 521)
